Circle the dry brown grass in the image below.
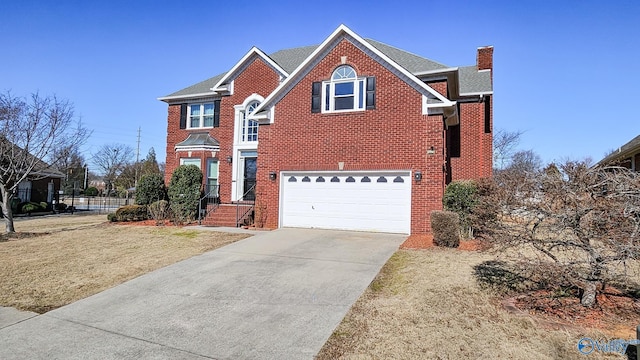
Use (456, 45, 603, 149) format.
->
(0, 215, 249, 313)
(317, 248, 629, 360)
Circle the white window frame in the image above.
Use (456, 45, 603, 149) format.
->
(187, 102, 215, 129)
(322, 65, 366, 113)
(241, 101, 260, 143)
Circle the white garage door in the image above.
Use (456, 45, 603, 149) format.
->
(280, 171, 411, 234)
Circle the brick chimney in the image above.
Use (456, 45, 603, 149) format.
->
(477, 46, 493, 70)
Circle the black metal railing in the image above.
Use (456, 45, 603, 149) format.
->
(198, 184, 220, 224)
(236, 184, 256, 227)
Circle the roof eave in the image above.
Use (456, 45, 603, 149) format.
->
(158, 92, 218, 102)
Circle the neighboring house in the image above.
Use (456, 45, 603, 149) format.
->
(9, 153, 64, 205)
(159, 25, 493, 234)
(597, 134, 640, 171)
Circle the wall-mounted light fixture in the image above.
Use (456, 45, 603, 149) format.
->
(414, 171, 422, 182)
(269, 171, 277, 181)
(226, 156, 233, 164)
(427, 146, 435, 155)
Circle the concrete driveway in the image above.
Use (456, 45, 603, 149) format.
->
(0, 228, 405, 359)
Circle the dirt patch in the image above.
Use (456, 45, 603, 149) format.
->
(0, 215, 250, 313)
(510, 288, 640, 339)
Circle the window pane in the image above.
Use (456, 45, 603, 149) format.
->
(358, 80, 364, 109)
(190, 105, 201, 116)
(207, 159, 218, 178)
(180, 158, 201, 169)
(332, 65, 356, 80)
(203, 103, 214, 115)
(190, 116, 200, 128)
(335, 96, 354, 110)
(325, 84, 330, 111)
(335, 82, 354, 96)
(203, 115, 214, 127)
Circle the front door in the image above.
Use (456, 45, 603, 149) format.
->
(243, 157, 257, 201)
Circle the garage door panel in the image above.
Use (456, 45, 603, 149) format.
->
(281, 172, 411, 234)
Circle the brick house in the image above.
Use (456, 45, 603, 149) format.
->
(159, 25, 493, 234)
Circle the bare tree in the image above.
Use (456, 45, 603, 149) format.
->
(493, 129, 524, 170)
(0, 91, 88, 233)
(485, 161, 640, 307)
(51, 145, 86, 194)
(91, 144, 134, 196)
(505, 149, 543, 174)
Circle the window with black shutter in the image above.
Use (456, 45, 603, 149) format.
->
(366, 76, 376, 110)
(311, 82, 321, 113)
(179, 103, 187, 129)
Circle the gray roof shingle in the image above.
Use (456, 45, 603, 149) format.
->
(459, 66, 493, 95)
(162, 38, 491, 99)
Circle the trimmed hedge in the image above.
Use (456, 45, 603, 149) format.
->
(431, 210, 460, 248)
(168, 165, 202, 223)
(114, 205, 149, 222)
(136, 174, 166, 205)
(443, 180, 478, 238)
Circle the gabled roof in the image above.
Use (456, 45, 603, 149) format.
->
(159, 25, 492, 102)
(253, 24, 455, 120)
(597, 134, 640, 166)
(210, 46, 289, 93)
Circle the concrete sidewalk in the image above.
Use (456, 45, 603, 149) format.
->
(0, 228, 405, 359)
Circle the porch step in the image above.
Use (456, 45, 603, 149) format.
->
(201, 204, 253, 227)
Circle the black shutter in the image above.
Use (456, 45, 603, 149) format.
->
(366, 76, 376, 110)
(213, 99, 221, 127)
(179, 103, 187, 129)
(484, 95, 491, 133)
(311, 81, 321, 113)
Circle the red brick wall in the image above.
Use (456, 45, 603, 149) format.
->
(256, 39, 446, 233)
(165, 56, 281, 202)
(450, 101, 492, 181)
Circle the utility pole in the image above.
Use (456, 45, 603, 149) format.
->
(135, 127, 141, 187)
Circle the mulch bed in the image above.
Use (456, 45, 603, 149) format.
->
(400, 233, 484, 251)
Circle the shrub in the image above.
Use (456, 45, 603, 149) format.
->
(39, 202, 49, 210)
(114, 205, 148, 222)
(431, 210, 460, 248)
(55, 202, 68, 211)
(168, 165, 202, 224)
(85, 187, 99, 196)
(107, 213, 117, 222)
(136, 174, 166, 205)
(469, 178, 499, 239)
(148, 200, 170, 224)
(443, 181, 478, 238)
(20, 202, 45, 214)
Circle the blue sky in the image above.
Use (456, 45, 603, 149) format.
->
(1, 0, 639, 172)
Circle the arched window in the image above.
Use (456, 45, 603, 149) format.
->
(322, 65, 366, 112)
(242, 101, 260, 142)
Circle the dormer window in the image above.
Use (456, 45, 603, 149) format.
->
(311, 65, 375, 113)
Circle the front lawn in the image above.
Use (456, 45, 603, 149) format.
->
(0, 215, 249, 313)
(317, 248, 639, 360)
